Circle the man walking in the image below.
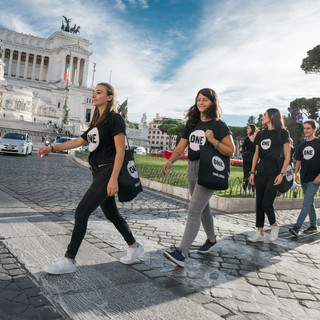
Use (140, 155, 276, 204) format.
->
(289, 119, 320, 236)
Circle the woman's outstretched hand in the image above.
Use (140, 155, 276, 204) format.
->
(37, 146, 52, 157)
(162, 161, 172, 175)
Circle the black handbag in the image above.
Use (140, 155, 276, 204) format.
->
(117, 139, 143, 202)
(198, 144, 230, 190)
(275, 130, 294, 193)
(276, 160, 294, 193)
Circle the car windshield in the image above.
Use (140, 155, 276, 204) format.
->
(56, 138, 71, 143)
(3, 133, 26, 140)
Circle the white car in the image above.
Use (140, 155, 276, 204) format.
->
(134, 146, 147, 155)
(0, 132, 33, 156)
(52, 137, 81, 153)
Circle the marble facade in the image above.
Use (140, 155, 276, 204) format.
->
(0, 28, 94, 135)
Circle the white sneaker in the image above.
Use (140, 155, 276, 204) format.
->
(270, 225, 280, 242)
(248, 231, 264, 242)
(44, 258, 77, 275)
(120, 243, 144, 264)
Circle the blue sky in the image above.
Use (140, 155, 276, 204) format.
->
(1, 0, 320, 126)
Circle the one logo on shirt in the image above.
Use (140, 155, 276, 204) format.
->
(87, 128, 99, 152)
(189, 130, 206, 151)
(260, 139, 271, 150)
(212, 156, 225, 172)
(303, 146, 315, 160)
(127, 160, 138, 179)
(284, 164, 293, 182)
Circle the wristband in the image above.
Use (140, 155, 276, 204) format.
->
(173, 150, 181, 157)
(249, 171, 255, 175)
(215, 140, 220, 150)
(280, 172, 284, 176)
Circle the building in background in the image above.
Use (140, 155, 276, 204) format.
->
(126, 112, 149, 149)
(0, 26, 94, 135)
(148, 113, 182, 151)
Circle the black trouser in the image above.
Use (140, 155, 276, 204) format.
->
(255, 159, 279, 228)
(242, 155, 254, 192)
(65, 165, 135, 259)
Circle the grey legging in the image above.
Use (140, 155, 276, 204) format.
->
(179, 159, 216, 254)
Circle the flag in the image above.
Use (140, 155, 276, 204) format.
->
(64, 64, 70, 83)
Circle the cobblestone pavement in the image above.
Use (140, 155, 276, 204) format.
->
(0, 152, 320, 319)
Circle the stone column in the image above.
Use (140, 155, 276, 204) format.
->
(60, 55, 67, 82)
(69, 56, 74, 84)
(15, 51, 22, 78)
(31, 54, 37, 80)
(39, 55, 44, 81)
(75, 57, 80, 86)
(82, 58, 89, 87)
(23, 52, 30, 79)
(8, 49, 13, 77)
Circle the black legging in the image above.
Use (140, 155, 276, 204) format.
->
(255, 174, 277, 227)
(242, 153, 254, 192)
(65, 165, 135, 259)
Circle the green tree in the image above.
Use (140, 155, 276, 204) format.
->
(256, 114, 263, 127)
(229, 126, 247, 138)
(301, 45, 320, 74)
(247, 116, 255, 125)
(159, 119, 184, 149)
(287, 98, 305, 146)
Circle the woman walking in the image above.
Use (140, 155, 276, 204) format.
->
(162, 88, 235, 267)
(38, 83, 143, 274)
(248, 108, 290, 242)
(242, 124, 257, 195)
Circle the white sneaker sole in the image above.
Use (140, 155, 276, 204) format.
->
(197, 243, 217, 254)
(120, 247, 144, 264)
(163, 251, 185, 267)
(43, 267, 76, 275)
(247, 238, 264, 243)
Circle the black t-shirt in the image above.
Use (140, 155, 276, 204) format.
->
(181, 119, 231, 161)
(81, 113, 125, 167)
(242, 136, 256, 153)
(254, 129, 290, 160)
(294, 138, 320, 183)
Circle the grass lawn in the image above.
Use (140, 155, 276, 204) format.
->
(75, 152, 244, 193)
(134, 154, 243, 181)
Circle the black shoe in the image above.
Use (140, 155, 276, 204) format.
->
(163, 247, 185, 267)
(197, 239, 217, 254)
(303, 226, 318, 234)
(289, 226, 299, 236)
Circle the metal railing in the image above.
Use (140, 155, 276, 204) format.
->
(136, 165, 320, 199)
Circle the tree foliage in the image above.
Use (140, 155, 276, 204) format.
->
(229, 126, 247, 138)
(247, 116, 255, 125)
(159, 119, 185, 149)
(287, 97, 320, 146)
(301, 45, 320, 74)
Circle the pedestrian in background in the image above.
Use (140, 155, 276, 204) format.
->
(248, 108, 290, 242)
(242, 124, 257, 195)
(289, 119, 320, 236)
(38, 82, 143, 275)
(161, 88, 235, 267)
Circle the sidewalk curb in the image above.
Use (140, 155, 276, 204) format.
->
(72, 156, 319, 213)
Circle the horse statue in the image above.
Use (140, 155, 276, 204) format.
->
(62, 16, 72, 32)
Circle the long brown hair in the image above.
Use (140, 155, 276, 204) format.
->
(186, 88, 221, 128)
(89, 83, 117, 127)
(266, 108, 285, 130)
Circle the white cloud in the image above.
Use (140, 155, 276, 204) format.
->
(1, 0, 320, 126)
